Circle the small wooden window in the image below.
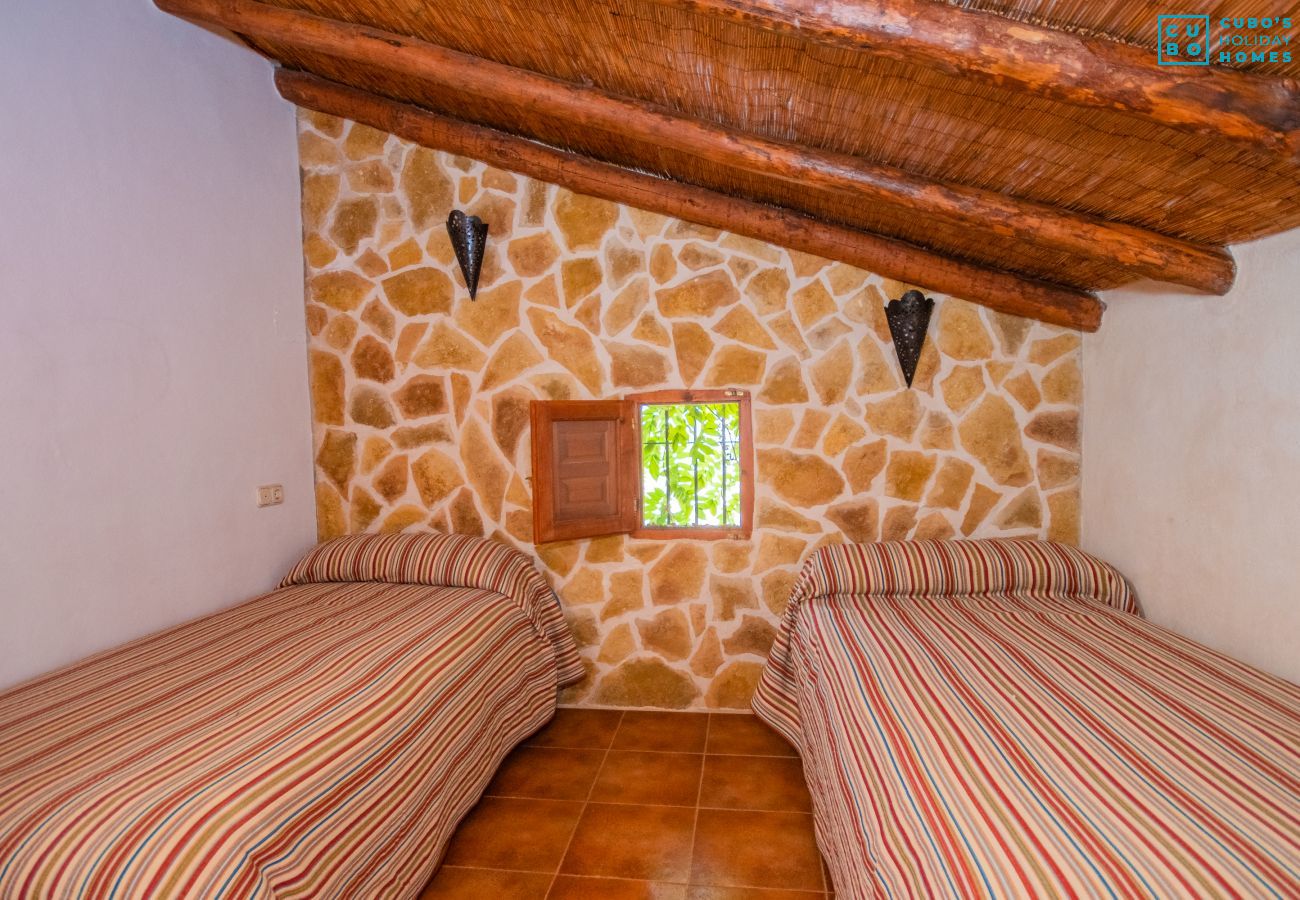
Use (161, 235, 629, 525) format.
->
(531, 390, 752, 544)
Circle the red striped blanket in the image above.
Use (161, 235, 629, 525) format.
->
(0, 533, 581, 898)
(754, 539, 1300, 899)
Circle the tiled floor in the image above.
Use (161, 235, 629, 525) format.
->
(422, 709, 834, 899)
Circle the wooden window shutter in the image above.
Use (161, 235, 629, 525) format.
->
(531, 400, 638, 543)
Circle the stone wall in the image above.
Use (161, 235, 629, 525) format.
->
(298, 110, 1083, 710)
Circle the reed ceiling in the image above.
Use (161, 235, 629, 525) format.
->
(158, 0, 1300, 330)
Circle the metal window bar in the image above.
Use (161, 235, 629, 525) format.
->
(643, 403, 739, 528)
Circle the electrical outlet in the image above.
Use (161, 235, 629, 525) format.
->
(256, 484, 285, 508)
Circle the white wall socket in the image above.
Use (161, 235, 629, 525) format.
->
(256, 484, 285, 508)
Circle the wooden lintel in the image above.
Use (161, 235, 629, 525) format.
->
(675, 0, 1300, 159)
(155, 0, 1234, 295)
(275, 69, 1104, 331)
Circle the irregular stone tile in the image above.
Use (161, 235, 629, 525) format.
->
(410, 447, 461, 506)
(728, 257, 757, 282)
(792, 409, 831, 450)
(648, 544, 708, 603)
(650, 244, 678, 284)
(961, 483, 1002, 535)
(538, 540, 582, 577)
(671, 322, 713, 386)
(657, 270, 739, 318)
(704, 345, 766, 386)
(997, 488, 1043, 529)
(526, 307, 603, 394)
(711, 541, 752, 573)
(379, 505, 427, 533)
(792, 280, 836, 328)
(747, 268, 790, 316)
(595, 658, 699, 709)
(400, 147, 453, 230)
(914, 512, 956, 540)
(990, 312, 1032, 355)
(1004, 372, 1042, 411)
(1026, 410, 1080, 451)
(1037, 450, 1081, 489)
(449, 487, 486, 536)
(572, 295, 602, 334)
(330, 197, 378, 255)
(302, 173, 340, 231)
(343, 122, 387, 159)
(754, 533, 807, 572)
(394, 374, 447, 418)
(811, 339, 853, 404)
(631, 312, 671, 347)
(822, 414, 867, 457)
(604, 569, 646, 620)
(757, 357, 809, 405)
(392, 421, 453, 449)
(757, 449, 845, 507)
(926, 458, 974, 510)
(305, 304, 329, 337)
(455, 280, 521, 346)
(460, 419, 509, 519)
(603, 279, 649, 336)
(298, 130, 339, 167)
(1029, 334, 1080, 366)
(555, 190, 619, 250)
(355, 249, 387, 278)
(360, 436, 393, 474)
(309, 349, 346, 425)
(482, 332, 544, 390)
(324, 315, 358, 351)
(937, 300, 994, 360)
(766, 312, 811, 358)
(723, 615, 777, 657)
(826, 498, 880, 543)
(352, 335, 395, 383)
(361, 299, 396, 341)
(607, 245, 643, 287)
(754, 408, 795, 444)
(959, 396, 1034, 486)
(316, 429, 357, 491)
(637, 608, 692, 661)
(491, 387, 532, 460)
(468, 193, 517, 236)
(609, 342, 670, 388)
(349, 385, 396, 428)
(584, 535, 625, 563)
(843, 440, 888, 493)
(315, 482, 346, 541)
(757, 499, 821, 534)
(827, 262, 871, 295)
(940, 365, 985, 414)
(599, 624, 637, 665)
(451, 373, 472, 423)
(882, 505, 918, 541)
(373, 454, 408, 503)
(911, 341, 942, 393)
(310, 270, 371, 311)
(350, 488, 383, 534)
(505, 509, 533, 542)
(1047, 489, 1081, 545)
(761, 569, 798, 615)
(520, 179, 549, 227)
(346, 159, 393, 193)
(383, 267, 453, 316)
(865, 392, 922, 440)
(714, 306, 776, 349)
(690, 629, 724, 677)
(412, 322, 487, 371)
(920, 412, 954, 450)
(806, 317, 852, 353)
(507, 232, 560, 278)
(885, 451, 937, 501)
(705, 661, 764, 709)
(1042, 359, 1081, 404)
(385, 238, 423, 272)
(394, 322, 427, 369)
(667, 220, 721, 241)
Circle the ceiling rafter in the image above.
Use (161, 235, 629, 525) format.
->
(673, 0, 1300, 158)
(276, 69, 1103, 330)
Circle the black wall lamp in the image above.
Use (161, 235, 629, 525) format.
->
(446, 210, 488, 299)
(884, 289, 934, 388)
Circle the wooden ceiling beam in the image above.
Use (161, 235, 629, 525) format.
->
(675, 0, 1300, 158)
(155, 0, 1234, 295)
(276, 70, 1103, 331)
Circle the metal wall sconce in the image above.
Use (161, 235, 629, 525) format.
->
(446, 210, 488, 299)
(884, 289, 934, 388)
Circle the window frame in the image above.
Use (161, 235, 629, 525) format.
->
(627, 389, 754, 541)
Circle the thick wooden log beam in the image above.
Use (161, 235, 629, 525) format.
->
(276, 70, 1104, 331)
(675, 0, 1300, 158)
(155, 0, 1234, 295)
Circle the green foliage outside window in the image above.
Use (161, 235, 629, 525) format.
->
(640, 402, 742, 528)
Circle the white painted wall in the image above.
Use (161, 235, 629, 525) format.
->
(0, 2, 315, 688)
(1084, 229, 1300, 684)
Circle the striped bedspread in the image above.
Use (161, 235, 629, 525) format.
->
(754, 539, 1300, 899)
(0, 533, 581, 899)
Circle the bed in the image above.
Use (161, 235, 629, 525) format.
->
(0, 532, 582, 899)
(754, 539, 1300, 899)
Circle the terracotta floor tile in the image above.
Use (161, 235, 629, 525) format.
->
(685, 887, 825, 899)
(613, 711, 709, 753)
(549, 875, 689, 899)
(699, 755, 812, 812)
(591, 751, 703, 806)
(706, 714, 796, 757)
(442, 796, 583, 872)
(561, 802, 696, 882)
(526, 708, 624, 749)
(487, 746, 606, 801)
(691, 809, 823, 891)
(420, 866, 553, 898)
